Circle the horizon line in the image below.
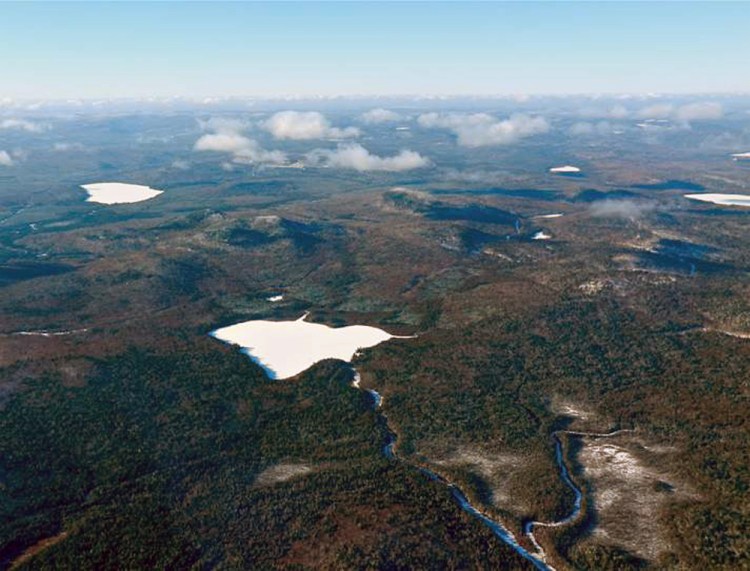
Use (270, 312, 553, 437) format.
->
(3, 91, 750, 105)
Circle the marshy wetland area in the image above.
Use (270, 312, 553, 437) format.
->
(1, 97, 749, 570)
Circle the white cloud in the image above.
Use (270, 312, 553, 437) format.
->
(675, 102, 723, 122)
(569, 121, 615, 136)
(417, 112, 549, 147)
(636, 101, 723, 123)
(194, 132, 253, 154)
(0, 118, 48, 133)
(636, 104, 675, 120)
(360, 108, 402, 124)
(193, 118, 286, 165)
(606, 105, 629, 119)
(590, 200, 655, 219)
(441, 168, 513, 184)
(579, 104, 629, 119)
(197, 117, 249, 133)
(53, 142, 85, 151)
(262, 111, 359, 140)
(232, 143, 287, 165)
(11, 149, 28, 162)
(194, 132, 286, 164)
(0, 151, 13, 166)
(171, 159, 191, 170)
(307, 143, 430, 172)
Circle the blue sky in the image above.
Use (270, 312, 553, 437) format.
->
(1, 2, 748, 99)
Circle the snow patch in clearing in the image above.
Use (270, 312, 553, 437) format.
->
(532, 231, 551, 240)
(579, 279, 610, 295)
(254, 463, 311, 487)
(81, 182, 163, 205)
(555, 402, 593, 420)
(431, 446, 527, 510)
(267, 295, 284, 302)
(577, 437, 691, 561)
(534, 213, 563, 219)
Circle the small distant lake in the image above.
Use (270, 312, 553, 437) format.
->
(81, 182, 163, 205)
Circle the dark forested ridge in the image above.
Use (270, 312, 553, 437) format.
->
(0, 345, 529, 569)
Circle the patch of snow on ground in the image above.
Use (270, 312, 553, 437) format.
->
(254, 463, 312, 487)
(431, 446, 527, 510)
(267, 295, 284, 302)
(556, 402, 592, 420)
(532, 231, 551, 240)
(577, 437, 690, 561)
(579, 279, 610, 295)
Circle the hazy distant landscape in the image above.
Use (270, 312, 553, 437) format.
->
(1, 93, 748, 569)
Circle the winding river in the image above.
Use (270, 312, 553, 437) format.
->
(352, 371, 552, 569)
(523, 428, 636, 565)
(352, 370, 634, 570)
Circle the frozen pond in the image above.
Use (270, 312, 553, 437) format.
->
(549, 165, 580, 174)
(81, 182, 164, 204)
(210, 314, 403, 379)
(685, 193, 750, 207)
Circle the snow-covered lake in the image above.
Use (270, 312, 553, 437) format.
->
(210, 314, 404, 379)
(81, 182, 164, 204)
(549, 165, 581, 174)
(685, 193, 750, 207)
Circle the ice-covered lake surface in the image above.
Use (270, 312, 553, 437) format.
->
(81, 182, 164, 204)
(685, 193, 750, 207)
(210, 314, 402, 379)
(549, 165, 580, 173)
